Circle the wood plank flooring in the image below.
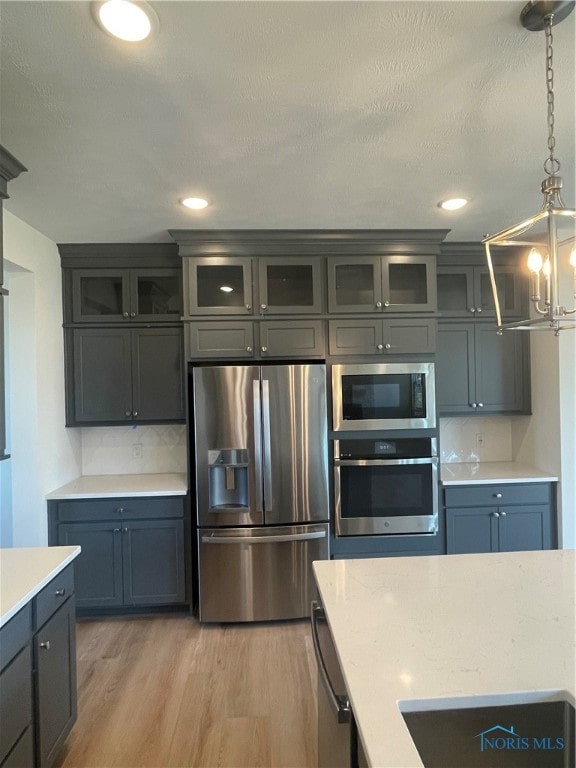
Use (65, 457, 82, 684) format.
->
(57, 615, 318, 768)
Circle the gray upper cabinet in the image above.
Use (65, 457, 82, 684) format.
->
(185, 256, 254, 316)
(436, 322, 529, 414)
(70, 327, 185, 425)
(258, 257, 323, 314)
(327, 255, 437, 314)
(186, 321, 255, 359)
(328, 318, 436, 356)
(71, 268, 182, 323)
(437, 264, 524, 319)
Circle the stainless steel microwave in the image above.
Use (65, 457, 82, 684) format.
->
(332, 362, 436, 431)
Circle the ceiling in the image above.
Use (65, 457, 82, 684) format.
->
(0, 0, 574, 245)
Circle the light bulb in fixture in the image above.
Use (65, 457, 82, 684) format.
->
(181, 197, 209, 210)
(439, 198, 468, 211)
(93, 1, 156, 42)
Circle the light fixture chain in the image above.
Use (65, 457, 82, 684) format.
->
(544, 15, 560, 176)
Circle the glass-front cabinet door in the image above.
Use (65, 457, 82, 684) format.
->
(437, 266, 476, 316)
(381, 255, 437, 313)
(72, 269, 130, 323)
(327, 256, 381, 313)
(131, 269, 182, 322)
(186, 257, 253, 316)
(258, 257, 323, 314)
(477, 266, 524, 318)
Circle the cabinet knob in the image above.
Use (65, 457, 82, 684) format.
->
(123, 312, 129, 319)
(40, 641, 51, 650)
(261, 346, 267, 353)
(385, 343, 391, 350)
(245, 305, 252, 312)
(469, 307, 476, 313)
(113, 528, 121, 533)
(375, 301, 382, 309)
(383, 300, 390, 308)
(260, 304, 267, 311)
(116, 507, 124, 513)
(246, 346, 253, 353)
(54, 588, 66, 597)
(133, 410, 138, 417)
(376, 344, 383, 351)
(125, 410, 131, 417)
(471, 403, 478, 408)
(500, 511, 507, 517)
(494, 493, 503, 499)
(123, 527, 129, 533)
(130, 312, 136, 318)
(492, 512, 500, 518)
(476, 307, 483, 313)
(478, 403, 484, 408)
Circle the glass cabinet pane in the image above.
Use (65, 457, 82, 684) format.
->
(479, 270, 520, 315)
(77, 275, 124, 318)
(196, 265, 246, 309)
(333, 263, 376, 309)
(265, 264, 314, 307)
(135, 273, 181, 318)
(388, 263, 428, 305)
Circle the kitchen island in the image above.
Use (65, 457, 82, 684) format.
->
(313, 549, 575, 768)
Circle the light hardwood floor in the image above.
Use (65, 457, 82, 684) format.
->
(57, 615, 318, 768)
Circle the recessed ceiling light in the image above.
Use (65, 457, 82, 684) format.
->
(181, 197, 209, 210)
(439, 198, 469, 211)
(220, 286, 233, 293)
(92, 1, 158, 42)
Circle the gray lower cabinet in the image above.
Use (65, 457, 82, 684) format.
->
(0, 567, 77, 768)
(49, 497, 187, 612)
(445, 483, 556, 554)
(328, 318, 436, 356)
(69, 326, 185, 424)
(436, 322, 529, 414)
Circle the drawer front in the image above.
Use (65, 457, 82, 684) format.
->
(56, 496, 185, 522)
(0, 647, 32, 764)
(0, 604, 31, 671)
(34, 565, 75, 631)
(444, 483, 551, 508)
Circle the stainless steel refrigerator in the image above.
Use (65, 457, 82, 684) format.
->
(192, 363, 330, 622)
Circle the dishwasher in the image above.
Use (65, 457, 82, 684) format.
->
(311, 600, 364, 768)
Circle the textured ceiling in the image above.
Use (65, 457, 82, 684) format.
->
(0, 0, 574, 244)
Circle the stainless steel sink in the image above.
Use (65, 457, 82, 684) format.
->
(400, 696, 575, 768)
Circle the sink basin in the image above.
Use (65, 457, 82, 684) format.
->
(400, 694, 575, 768)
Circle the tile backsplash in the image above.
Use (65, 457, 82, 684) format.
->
(81, 425, 187, 475)
(439, 416, 512, 463)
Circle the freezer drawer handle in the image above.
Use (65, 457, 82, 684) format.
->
(310, 601, 351, 724)
(201, 530, 326, 545)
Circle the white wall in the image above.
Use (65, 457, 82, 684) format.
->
(1, 210, 81, 546)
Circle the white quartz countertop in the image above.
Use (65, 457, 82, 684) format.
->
(46, 472, 188, 499)
(441, 461, 558, 485)
(313, 550, 575, 768)
(0, 546, 81, 627)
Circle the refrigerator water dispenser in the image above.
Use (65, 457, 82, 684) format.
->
(208, 449, 249, 509)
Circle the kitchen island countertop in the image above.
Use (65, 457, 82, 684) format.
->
(46, 472, 188, 499)
(313, 550, 574, 768)
(441, 461, 558, 485)
(0, 545, 81, 626)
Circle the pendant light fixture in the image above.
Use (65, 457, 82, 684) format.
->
(483, 0, 576, 335)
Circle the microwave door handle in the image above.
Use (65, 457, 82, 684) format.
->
(310, 601, 351, 724)
(253, 380, 264, 513)
(262, 378, 272, 513)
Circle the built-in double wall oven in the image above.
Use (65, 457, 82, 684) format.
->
(332, 363, 438, 537)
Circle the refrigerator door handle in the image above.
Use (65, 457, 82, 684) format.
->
(253, 379, 264, 513)
(311, 601, 351, 724)
(201, 529, 327, 545)
(261, 378, 272, 512)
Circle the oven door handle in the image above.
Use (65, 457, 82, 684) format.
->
(334, 457, 439, 467)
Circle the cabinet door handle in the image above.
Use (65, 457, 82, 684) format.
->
(125, 410, 131, 417)
(469, 307, 476, 313)
(123, 527, 129, 533)
(492, 512, 500, 518)
(375, 301, 382, 309)
(116, 507, 124, 513)
(494, 493, 503, 499)
(245, 304, 252, 312)
(385, 343, 391, 350)
(376, 344, 383, 351)
(122, 312, 129, 319)
(471, 403, 477, 408)
(113, 528, 121, 533)
(133, 411, 138, 417)
(500, 511, 507, 517)
(383, 300, 390, 308)
(476, 307, 483, 313)
(478, 403, 484, 408)
(261, 346, 267, 353)
(130, 312, 136, 318)
(40, 641, 51, 650)
(260, 304, 267, 311)
(246, 346, 253, 353)
(54, 588, 66, 597)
